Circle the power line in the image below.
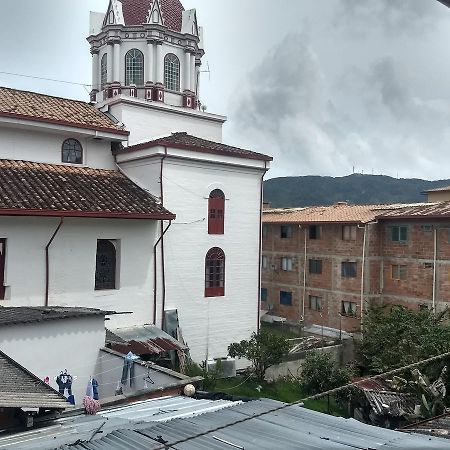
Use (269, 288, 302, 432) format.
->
(0, 70, 91, 87)
(152, 350, 450, 450)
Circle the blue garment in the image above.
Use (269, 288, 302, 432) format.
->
(121, 353, 137, 387)
(67, 395, 75, 405)
(92, 378, 99, 400)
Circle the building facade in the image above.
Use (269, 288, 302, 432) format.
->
(262, 203, 450, 333)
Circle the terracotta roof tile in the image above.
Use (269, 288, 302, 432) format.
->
(116, 132, 273, 162)
(0, 159, 175, 219)
(0, 86, 128, 135)
(120, 0, 184, 31)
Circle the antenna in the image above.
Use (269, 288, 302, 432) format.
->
(200, 60, 211, 81)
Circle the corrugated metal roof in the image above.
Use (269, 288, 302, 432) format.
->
(363, 389, 416, 417)
(106, 325, 186, 355)
(424, 185, 450, 193)
(400, 412, 450, 440)
(379, 201, 450, 219)
(62, 398, 449, 450)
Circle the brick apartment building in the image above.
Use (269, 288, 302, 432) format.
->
(261, 202, 450, 333)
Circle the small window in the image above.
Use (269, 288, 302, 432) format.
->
(309, 295, 322, 311)
(262, 255, 268, 270)
(309, 225, 322, 240)
(341, 301, 357, 317)
(62, 139, 83, 164)
(419, 303, 429, 311)
(152, 10, 159, 23)
(125, 49, 144, 86)
(95, 240, 117, 290)
(391, 226, 408, 242)
(0, 238, 6, 300)
(342, 225, 357, 241)
(261, 288, 268, 302)
(281, 257, 293, 271)
(309, 259, 322, 274)
(391, 264, 407, 281)
(164, 53, 180, 92)
(341, 261, 357, 278)
(208, 189, 225, 235)
(100, 53, 107, 90)
(280, 291, 292, 306)
(281, 225, 293, 239)
(205, 247, 225, 297)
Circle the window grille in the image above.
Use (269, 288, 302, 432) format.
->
(208, 189, 225, 234)
(125, 49, 144, 86)
(309, 259, 322, 274)
(205, 247, 225, 297)
(309, 295, 322, 311)
(62, 139, 83, 164)
(341, 261, 357, 278)
(95, 240, 117, 290)
(164, 53, 180, 91)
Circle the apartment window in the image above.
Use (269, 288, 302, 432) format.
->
(309, 259, 322, 274)
(262, 255, 268, 270)
(164, 53, 181, 91)
(205, 247, 225, 297)
(261, 288, 268, 302)
(341, 261, 357, 278)
(309, 225, 321, 240)
(62, 139, 83, 164)
(125, 49, 144, 86)
(341, 301, 357, 317)
(281, 225, 293, 239)
(0, 239, 6, 300)
(95, 240, 117, 290)
(342, 225, 357, 241)
(281, 257, 293, 271)
(309, 295, 322, 311)
(208, 189, 225, 235)
(391, 264, 407, 281)
(391, 226, 408, 242)
(280, 291, 292, 306)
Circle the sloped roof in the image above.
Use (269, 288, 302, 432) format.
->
(0, 306, 113, 327)
(0, 350, 69, 409)
(401, 412, 450, 440)
(379, 202, 450, 220)
(115, 132, 273, 162)
(0, 159, 175, 219)
(0, 86, 128, 135)
(424, 185, 450, 193)
(120, 0, 184, 31)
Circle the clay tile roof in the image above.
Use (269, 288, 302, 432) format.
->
(378, 201, 450, 219)
(0, 349, 70, 409)
(0, 86, 128, 135)
(120, 0, 184, 32)
(0, 159, 175, 219)
(115, 132, 273, 162)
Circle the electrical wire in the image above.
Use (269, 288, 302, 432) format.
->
(0, 70, 91, 87)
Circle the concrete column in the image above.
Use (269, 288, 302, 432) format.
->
(113, 43, 121, 82)
(190, 54, 196, 93)
(184, 51, 191, 91)
(146, 41, 154, 82)
(155, 42, 163, 84)
(106, 44, 113, 83)
(91, 51, 99, 92)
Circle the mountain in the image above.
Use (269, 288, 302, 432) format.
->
(263, 174, 450, 208)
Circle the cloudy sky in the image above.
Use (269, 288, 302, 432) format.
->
(1, 0, 450, 180)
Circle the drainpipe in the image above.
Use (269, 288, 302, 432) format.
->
(432, 227, 437, 313)
(360, 224, 367, 331)
(45, 217, 64, 307)
(301, 226, 307, 322)
(257, 162, 269, 332)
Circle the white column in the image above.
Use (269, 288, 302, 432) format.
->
(106, 44, 113, 83)
(91, 51, 99, 91)
(155, 42, 163, 84)
(146, 41, 154, 82)
(190, 54, 196, 93)
(113, 43, 121, 82)
(184, 51, 191, 92)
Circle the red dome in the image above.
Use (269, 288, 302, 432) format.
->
(120, 0, 184, 32)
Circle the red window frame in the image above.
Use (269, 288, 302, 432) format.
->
(208, 190, 225, 235)
(0, 239, 6, 300)
(205, 247, 225, 297)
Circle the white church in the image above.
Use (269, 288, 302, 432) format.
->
(0, 0, 271, 364)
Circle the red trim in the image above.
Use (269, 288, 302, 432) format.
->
(0, 238, 6, 300)
(208, 197, 225, 235)
(0, 209, 175, 220)
(205, 287, 225, 297)
(378, 215, 450, 220)
(0, 111, 129, 136)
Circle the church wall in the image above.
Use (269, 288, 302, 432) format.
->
(0, 126, 116, 169)
(0, 216, 158, 328)
(0, 316, 106, 405)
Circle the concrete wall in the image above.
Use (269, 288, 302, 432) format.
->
(0, 316, 105, 404)
(427, 191, 450, 202)
(0, 124, 116, 169)
(0, 216, 158, 328)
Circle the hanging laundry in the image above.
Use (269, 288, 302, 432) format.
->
(67, 395, 75, 405)
(92, 378, 99, 401)
(83, 379, 100, 415)
(56, 369, 73, 397)
(121, 352, 138, 387)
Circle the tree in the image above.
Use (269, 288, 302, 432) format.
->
(228, 329, 291, 381)
(359, 305, 450, 377)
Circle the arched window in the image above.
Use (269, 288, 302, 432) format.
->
(205, 247, 225, 297)
(100, 53, 107, 90)
(125, 49, 144, 86)
(95, 240, 116, 290)
(164, 53, 180, 92)
(62, 139, 83, 164)
(208, 189, 225, 235)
